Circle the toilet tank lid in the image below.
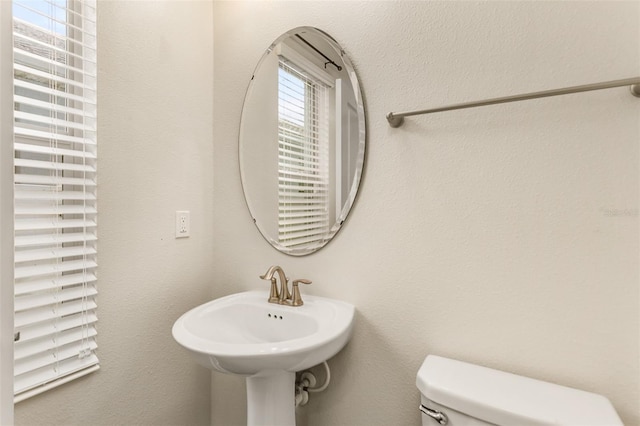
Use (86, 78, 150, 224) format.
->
(416, 355, 622, 426)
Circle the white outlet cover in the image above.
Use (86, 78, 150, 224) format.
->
(175, 211, 190, 238)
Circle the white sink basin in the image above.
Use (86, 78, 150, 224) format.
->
(172, 290, 355, 376)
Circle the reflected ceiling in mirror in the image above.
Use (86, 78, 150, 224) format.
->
(239, 27, 366, 256)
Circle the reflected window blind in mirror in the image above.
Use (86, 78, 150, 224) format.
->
(277, 59, 330, 249)
(12, 0, 98, 400)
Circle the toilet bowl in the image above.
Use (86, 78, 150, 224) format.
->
(416, 355, 622, 426)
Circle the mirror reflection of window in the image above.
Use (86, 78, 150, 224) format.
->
(239, 27, 366, 256)
(277, 59, 330, 248)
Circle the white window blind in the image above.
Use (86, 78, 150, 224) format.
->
(277, 59, 330, 249)
(12, 0, 98, 400)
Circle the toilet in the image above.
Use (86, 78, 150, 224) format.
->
(417, 355, 622, 425)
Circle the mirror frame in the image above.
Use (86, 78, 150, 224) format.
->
(239, 27, 366, 256)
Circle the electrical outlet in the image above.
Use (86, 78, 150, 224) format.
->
(175, 211, 190, 238)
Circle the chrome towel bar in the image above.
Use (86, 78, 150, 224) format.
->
(386, 77, 640, 128)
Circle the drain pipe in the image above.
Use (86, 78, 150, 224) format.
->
(295, 361, 331, 406)
(306, 361, 331, 393)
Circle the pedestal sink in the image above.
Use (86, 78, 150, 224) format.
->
(172, 290, 355, 426)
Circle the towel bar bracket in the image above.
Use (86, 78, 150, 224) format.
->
(386, 112, 404, 128)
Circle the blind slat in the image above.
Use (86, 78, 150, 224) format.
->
(15, 326, 97, 361)
(278, 217, 329, 226)
(13, 32, 93, 68)
(15, 299, 98, 329)
(14, 112, 91, 133)
(278, 198, 327, 205)
(14, 158, 95, 173)
(15, 246, 97, 263)
(15, 205, 97, 215)
(14, 95, 95, 118)
(277, 210, 327, 219)
(14, 312, 98, 343)
(13, 49, 93, 81)
(13, 62, 86, 92)
(15, 339, 98, 376)
(15, 218, 97, 231)
(279, 225, 328, 233)
(15, 285, 98, 313)
(279, 234, 327, 247)
(14, 79, 87, 104)
(15, 272, 97, 296)
(14, 125, 95, 145)
(14, 354, 99, 395)
(278, 155, 323, 169)
(15, 232, 97, 248)
(278, 169, 327, 180)
(15, 259, 98, 280)
(15, 188, 96, 200)
(13, 8, 97, 43)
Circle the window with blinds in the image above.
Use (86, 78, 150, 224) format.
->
(277, 59, 329, 249)
(12, 0, 98, 400)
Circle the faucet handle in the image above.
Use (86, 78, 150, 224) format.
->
(291, 279, 312, 306)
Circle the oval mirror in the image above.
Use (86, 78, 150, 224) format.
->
(239, 27, 366, 256)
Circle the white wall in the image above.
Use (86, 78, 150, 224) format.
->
(14, 1, 215, 424)
(0, 1, 15, 423)
(212, 2, 639, 425)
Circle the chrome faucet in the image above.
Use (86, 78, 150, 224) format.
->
(260, 265, 291, 305)
(259, 266, 312, 306)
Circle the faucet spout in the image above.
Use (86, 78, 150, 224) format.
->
(259, 265, 291, 304)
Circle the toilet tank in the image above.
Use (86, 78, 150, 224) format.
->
(416, 355, 622, 426)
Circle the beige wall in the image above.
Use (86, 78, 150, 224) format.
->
(212, 2, 639, 426)
(14, 1, 214, 425)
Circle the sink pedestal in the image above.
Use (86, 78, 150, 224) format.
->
(246, 371, 296, 426)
